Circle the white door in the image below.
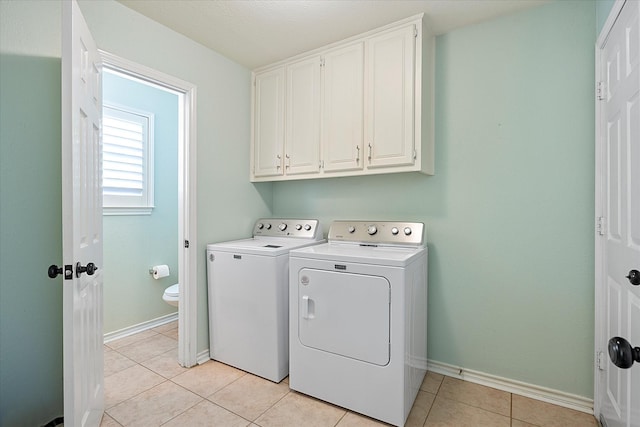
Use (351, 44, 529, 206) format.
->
(297, 268, 390, 366)
(285, 55, 321, 176)
(252, 66, 285, 178)
(596, 1, 640, 426)
(322, 43, 365, 173)
(62, 0, 104, 425)
(365, 24, 416, 169)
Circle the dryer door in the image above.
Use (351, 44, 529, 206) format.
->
(297, 268, 390, 366)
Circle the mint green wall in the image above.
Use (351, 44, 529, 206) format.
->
(596, 0, 616, 33)
(274, 0, 596, 398)
(0, 2, 64, 425)
(77, 0, 273, 353)
(102, 72, 180, 333)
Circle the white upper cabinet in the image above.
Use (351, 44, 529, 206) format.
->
(366, 24, 416, 169)
(252, 66, 285, 178)
(286, 55, 322, 176)
(250, 14, 434, 182)
(322, 42, 365, 173)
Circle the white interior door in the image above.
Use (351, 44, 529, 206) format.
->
(596, 1, 640, 426)
(62, 0, 104, 425)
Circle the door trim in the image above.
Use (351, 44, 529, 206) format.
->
(99, 50, 198, 367)
(593, 0, 627, 418)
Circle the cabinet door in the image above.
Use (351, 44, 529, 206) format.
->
(366, 24, 416, 168)
(253, 67, 285, 177)
(286, 56, 321, 175)
(322, 43, 364, 173)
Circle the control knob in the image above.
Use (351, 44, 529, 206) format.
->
(391, 227, 399, 235)
(404, 227, 412, 236)
(304, 224, 312, 231)
(257, 223, 264, 230)
(367, 225, 377, 235)
(265, 224, 272, 230)
(295, 224, 302, 230)
(347, 226, 356, 233)
(278, 223, 287, 231)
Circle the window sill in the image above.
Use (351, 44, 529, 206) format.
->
(103, 206, 154, 216)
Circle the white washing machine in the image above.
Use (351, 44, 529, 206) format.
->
(206, 218, 323, 383)
(289, 220, 428, 426)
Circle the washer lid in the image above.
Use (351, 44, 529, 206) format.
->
(207, 237, 326, 257)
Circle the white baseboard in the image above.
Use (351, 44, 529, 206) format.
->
(427, 360, 594, 415)
(197, 349, 211, 365)
(103, 312, 179, 343)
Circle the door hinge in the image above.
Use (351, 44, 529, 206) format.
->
(414, 25, 418, 38)
(596, 216, 606, 236)
(597, 351, 605, 371)
(184, 239, 190, 248)
(597, 81, 606, 101)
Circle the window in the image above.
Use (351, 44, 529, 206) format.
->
(102, 105, 154, 215)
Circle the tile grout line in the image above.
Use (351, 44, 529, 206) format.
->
(421, 376, 444, 426)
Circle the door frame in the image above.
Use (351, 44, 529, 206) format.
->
(594, 0, 627, 419)
(100, 51, 198, 367)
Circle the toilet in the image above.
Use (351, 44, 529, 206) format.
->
(162, 283, 179, 307)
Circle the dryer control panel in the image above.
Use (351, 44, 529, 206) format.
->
(328, 221, 424, 247)
(253, 218, 322, 240)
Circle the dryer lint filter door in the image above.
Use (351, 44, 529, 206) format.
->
(297, 268, 390, 366)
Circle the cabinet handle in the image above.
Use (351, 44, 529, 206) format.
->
(285, 154, 290, 169)
(356, 146, 360, 163)
(276, 154, 281, 169)
(368, 143, 372, 162)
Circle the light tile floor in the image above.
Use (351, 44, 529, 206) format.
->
(101, 322, 598, 427)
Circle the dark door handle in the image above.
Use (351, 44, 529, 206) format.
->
(48, 265, 63, 278)
(76, 262, 98, 278)
(48, 264, 73, 280)
(608, 337, 640, 369)
(626, 269, 640, 286)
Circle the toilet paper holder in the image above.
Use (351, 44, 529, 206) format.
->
(149, 265, 170, 279)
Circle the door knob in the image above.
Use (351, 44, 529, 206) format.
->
(626, 269, 640, 286)
(76, 262, 98, 278)
(608, 337, 640, 369)
(48, 264, 73, 280)
(48, 265, 63, 278)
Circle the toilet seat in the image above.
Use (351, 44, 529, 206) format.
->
(163, 284, 179, 307)
(164, 283, 179, 297)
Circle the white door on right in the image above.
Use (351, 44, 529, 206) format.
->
(599, 1, 640, 426)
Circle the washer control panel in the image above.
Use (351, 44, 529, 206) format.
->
(328, 221, 424, 246)
(253, 218, 321, 239)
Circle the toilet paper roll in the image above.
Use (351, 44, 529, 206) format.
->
(152, 265, 170, 280)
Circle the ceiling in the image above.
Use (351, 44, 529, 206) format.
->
(117, 0, 549, 69)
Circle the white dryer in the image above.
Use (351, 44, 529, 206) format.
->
(289, 220, 428, 426)
(207, 218, 324, 383)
